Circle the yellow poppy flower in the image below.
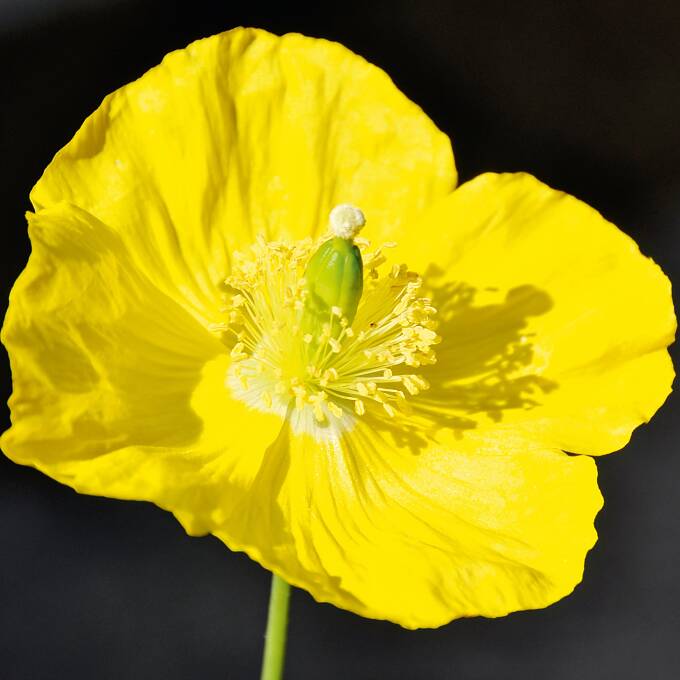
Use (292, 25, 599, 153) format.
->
(1, 28, 675, 629)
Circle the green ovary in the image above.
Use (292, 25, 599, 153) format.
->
(301, 237, 364, 340)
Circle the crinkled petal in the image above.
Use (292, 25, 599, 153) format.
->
(208, 420, 602, 628)
(1, 204, 283, 526)
(31, 28, 456, 327)
(399, 173, 675, 455)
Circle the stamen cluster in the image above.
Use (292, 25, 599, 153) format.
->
(213, 236, 439, 432)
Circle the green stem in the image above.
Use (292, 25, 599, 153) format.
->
(260, 573, 291, 680)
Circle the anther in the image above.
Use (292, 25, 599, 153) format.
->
(328, 402, 343, 419)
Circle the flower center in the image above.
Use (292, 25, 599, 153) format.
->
(214, 207, 439, 436)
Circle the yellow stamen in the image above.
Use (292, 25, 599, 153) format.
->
(219, 220, 438, 436)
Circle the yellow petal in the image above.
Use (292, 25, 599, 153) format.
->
(402, 173, 675, 455)
(31, 28, 456, 328)
(0, 204, 282, 530)
(210, 421, 602, 628)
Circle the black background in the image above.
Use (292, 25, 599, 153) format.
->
(1, 1, 679, 678)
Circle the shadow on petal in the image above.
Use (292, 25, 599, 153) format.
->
(224, 410, 292, 551)
(371, 266, 556, 452)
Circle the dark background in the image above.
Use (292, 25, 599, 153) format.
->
(1, 1, 679, 678)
